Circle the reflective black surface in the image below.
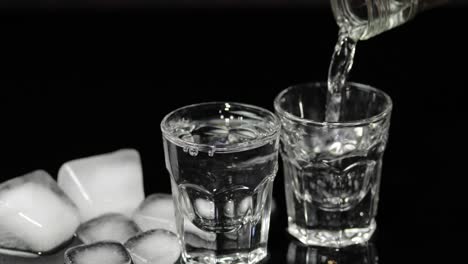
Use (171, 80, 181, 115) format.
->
(286, 240, 378, 264)
(0, 5, 463, 263)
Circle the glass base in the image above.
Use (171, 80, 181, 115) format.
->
(287, 220, 376, 248)
(182, 247, 267, 264)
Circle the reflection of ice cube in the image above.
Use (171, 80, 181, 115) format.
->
(58, 149, 144, 222)
(76, 213, 140, 244)
(296, 127, 366, 160)
(223, 200, 235, 218)
(184, 220, 216, 250)
(133, 193, 215, 248)
(227, 128, 257, 143)
(0, 170, 80, 257)
(237, 196, 252, 217)
(327, 127, 363, 156)
(194, 199, 215, 220)
(328, 141, 356, 156)
(133, 193, 177, 233)
(0, 238, 81, 264)
(124, 230, 180, 264)
(65, 241, 132, 264)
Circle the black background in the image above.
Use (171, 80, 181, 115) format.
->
(0, 2, 465, 263)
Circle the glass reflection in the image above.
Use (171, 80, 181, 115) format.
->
(287, 239, 378, 264)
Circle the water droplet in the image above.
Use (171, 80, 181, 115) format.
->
(189, 147, 199, 156)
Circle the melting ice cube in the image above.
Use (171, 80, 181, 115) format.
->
(76, 213, 140, 244)
(58, 149, 145, 222)
(133, 193, 176, 233)
(65, 241, 132, 264)
(0, 250, 64, 264)
(124, 229, 181, 264)
(0, 170, 80, 257)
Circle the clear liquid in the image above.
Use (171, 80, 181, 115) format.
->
(164, 119, 279, 264)
(282, 149, 382, 246)
(326, 0, 415, 122)
(325, 32, 357, 123)
(280, 116, 389, 247)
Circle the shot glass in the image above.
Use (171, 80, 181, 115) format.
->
(161, 102, 280, 264)
(274, 82, 392, 247)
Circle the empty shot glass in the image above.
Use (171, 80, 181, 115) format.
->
(161, 102, 281, 264)
(274, 82, 392, 247)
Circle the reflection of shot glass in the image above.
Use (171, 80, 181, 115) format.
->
(287, 238, 378, 264)
(161, 102, 280, 264)
(274, 83, 392, 247)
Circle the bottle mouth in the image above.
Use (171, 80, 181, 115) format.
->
(331, 0, 420, 40)
(331, 0, 368, 40)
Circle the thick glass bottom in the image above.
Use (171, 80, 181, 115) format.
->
(182, 247, 267, 264)
(287, 219, 376, 248)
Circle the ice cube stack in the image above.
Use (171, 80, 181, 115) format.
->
(0, 149, 181, 264)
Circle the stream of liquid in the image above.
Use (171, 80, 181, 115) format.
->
(325, 31, 358, 122)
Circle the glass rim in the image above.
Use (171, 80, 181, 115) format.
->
(160, 101, 281, 153)
(273, 82, 393, 127)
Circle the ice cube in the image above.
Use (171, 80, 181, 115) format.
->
(0, 170, 80, 257)
(65, 241, 132, 264)
(133, 193, 177, 233)
(124, 229, 181, 264)
(58, 149, 144, 222)
(76, 213, 140, 244)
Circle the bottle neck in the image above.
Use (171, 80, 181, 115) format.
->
(332, 0, 446, 40)
(365, 0, 419, 40)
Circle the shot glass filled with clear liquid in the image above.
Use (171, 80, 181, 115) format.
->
(161, 102, 280, 264)
(274, 82, 392, 247)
